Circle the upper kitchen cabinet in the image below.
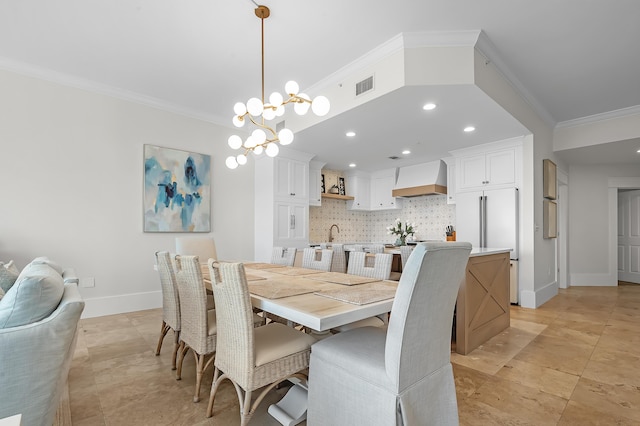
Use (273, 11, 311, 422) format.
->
(370, 168, 402, 210)
(442, 157, 456, 204)
(452, 138, 523, 193)
(275, 156, 309, 201)
(309, 160, 325, 206)
(345, 170, 371, 211)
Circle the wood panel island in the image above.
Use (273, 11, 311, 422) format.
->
(455, 248, 511, 355)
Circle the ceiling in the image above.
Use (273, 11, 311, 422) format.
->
(1, 0, 639, 170)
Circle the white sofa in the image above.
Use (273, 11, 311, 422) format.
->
(0, 258, 85, 426)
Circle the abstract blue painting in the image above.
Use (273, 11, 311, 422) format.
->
(143, 145, 211, 232)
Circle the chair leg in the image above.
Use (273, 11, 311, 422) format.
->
(176, 342, 188, 380)
(206, 368, 224, 418)
(240, 389, 253, 426)
(155, 321, 170, 356)
(193, 352, 205, 402)
(171, 330, 180, 370)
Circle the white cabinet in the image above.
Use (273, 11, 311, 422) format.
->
(457, 148, 516, 192)
(443, 157, 456, 204)
(346, 172, 370, 210)
(370, 169, 402, 210)
(275, 201, 308, 244)
(308, 161, 325, 207)
(275, 157, 308, 201)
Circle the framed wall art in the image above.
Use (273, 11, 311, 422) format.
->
(143, 144, 211, 232)
(338, 177, 346, 195)
(543, 159, 557, 200)
(543, 199, 557, 239)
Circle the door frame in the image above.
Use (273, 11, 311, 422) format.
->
(608, 177, 640, 286)
(557, 169, 569, 289)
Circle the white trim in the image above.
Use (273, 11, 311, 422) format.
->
(448, 135, 524, 157)
(0, 56, 230, 127)
(519, 280, 558, 308)
(555, 105, 640, 129)
(569, 273, 617, 287)
(81, 290, 162, 319)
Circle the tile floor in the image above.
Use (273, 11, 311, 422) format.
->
(69, 283, 640, 425)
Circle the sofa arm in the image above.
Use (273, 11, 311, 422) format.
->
(62, 268, 79, 284)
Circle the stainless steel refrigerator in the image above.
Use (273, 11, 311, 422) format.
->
(455, 187, 519, 303)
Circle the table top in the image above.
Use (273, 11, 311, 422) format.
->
(203, 264, 397, 332)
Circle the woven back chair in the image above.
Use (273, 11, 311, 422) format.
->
(176, 237, 218, 263)
(174, 255, 217, 403)
(329, 244, 347, 273)
(270, 247, 297, 266)
(206, 260, 316, 425)
(347, 251, 393, 280)
(154, 251, 182, 370)
(366, 244, 385, 267)
(301, 248, 333, 271)
(399, 245, 413, 269)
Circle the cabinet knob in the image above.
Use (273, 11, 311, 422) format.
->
(290, 193, 295, 196)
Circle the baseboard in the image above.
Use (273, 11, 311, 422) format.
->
(569, 272, 617, 286)
(81, 290, 162, 318)
(520, 280, 558, 308)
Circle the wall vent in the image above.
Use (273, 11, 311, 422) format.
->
(355, 76, 374, 96)
(276, 120, 285, 132)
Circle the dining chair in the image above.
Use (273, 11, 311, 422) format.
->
(175, 237, 218, 263)
(173, 255, 217, 403)
(271, 247, 297, 266)
(347, 251, 393, 280)
(329, 243, 347, 273)
(365, 244, 384, 267)
(389, 245, 413, 281)
(206, 260, 316, 425)
(301, 248, 333, 271)
(307, 242, 472, 425)
(154, 251, 182, 370)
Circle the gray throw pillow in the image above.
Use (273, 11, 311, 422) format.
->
(0, 263, 64, 328)
(0, 260, 20, 293)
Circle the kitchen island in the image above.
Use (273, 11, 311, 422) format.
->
(455, 248, 511, 355)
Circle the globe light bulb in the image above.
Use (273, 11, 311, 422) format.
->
(228, 135, 243, 150)
(269, 92, 283, 107)
(275, 105, 285, 116)
(232, 115, 245, 128)
(253, 145, 264, 155)
(236, 154, 247, 165)
(265, 142, 280, 157)
(262, 107, 276, 121)
(244, 135, 256, 148)
(246, 97, 264, 116)
(285, 80, 299, 95)
(311, 95, 330, 116)
(278, 128, 294, 145)
(225, 156, 238, 169)
(251, 129, 267, 145)
(294, 93, 311, 115)
(233, 102, 247, 116)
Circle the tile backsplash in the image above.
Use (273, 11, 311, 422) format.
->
(310, 171, 456, 244)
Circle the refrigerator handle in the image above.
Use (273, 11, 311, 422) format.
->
(480, 195, 487, 248)
(478, 195, 484, 247)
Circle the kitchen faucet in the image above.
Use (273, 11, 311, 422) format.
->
(329, 224, 340, 242)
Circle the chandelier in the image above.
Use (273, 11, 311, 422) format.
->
(225, 4, 330, 169)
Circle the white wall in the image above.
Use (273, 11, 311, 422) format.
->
(0, 69, 255, 317)
(568, 164, 640, 285)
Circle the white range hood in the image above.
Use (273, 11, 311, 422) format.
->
(392, 160, 447, 197)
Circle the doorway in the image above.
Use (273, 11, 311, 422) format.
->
(618, 189, 640, 284)
(607, 177, 640, 286)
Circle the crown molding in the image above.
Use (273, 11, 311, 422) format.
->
(475, 31, 556, 128)
(402, 30, 480, 48)
(0, 56, 231, 129)
(555, 104, 640, 129)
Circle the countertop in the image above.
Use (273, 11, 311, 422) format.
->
(469, 247, 512, 257)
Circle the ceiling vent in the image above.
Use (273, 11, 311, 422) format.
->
(355, 76, 374, 96)
(388, 156, 400, 160)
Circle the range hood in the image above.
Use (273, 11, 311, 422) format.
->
(392, 160, 447, 197)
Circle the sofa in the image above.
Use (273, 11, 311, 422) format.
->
(0, 258, 85, 426)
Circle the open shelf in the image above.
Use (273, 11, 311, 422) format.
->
(321, 193, 354, 201)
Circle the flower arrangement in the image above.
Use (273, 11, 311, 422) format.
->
(387, 219, 416, 246)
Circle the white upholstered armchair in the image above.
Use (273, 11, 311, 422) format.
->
(307, 242, 472, 425)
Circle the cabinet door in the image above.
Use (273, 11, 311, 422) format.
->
(274, 157, 308, 200)
(447, 162, 456, 204)
(347, 175, 370, 210)
(309, 168, 321, 206)
(457, 154, 487, 191)
(275, 202, 308, 243)
(486, 149, 515, 187)
(371, 174, 398, 210)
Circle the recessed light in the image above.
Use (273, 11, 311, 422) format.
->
(637, 149, 640, 153)
(402, 150, 411, 155)
(346, 131, 356, 137)
(423, 103, 436, 111)
(463, 126, 476, 133)
(349, 163, 356, 168)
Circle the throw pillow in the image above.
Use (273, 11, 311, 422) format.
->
(0, 260, 20, 293)
(30, 256, 64, 275)
(0, 263, 64, 328)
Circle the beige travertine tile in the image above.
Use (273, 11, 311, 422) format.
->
(581, 358, 640, 388)
(496, 358, 579, 399)
(570, 378, 640, 422)
(458, 398, 541, 426)
(452, 363, 492, 400)
(512, 334, 594, 375)
(558, 400, 638, 425)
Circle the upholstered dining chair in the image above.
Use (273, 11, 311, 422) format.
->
(301, 248, 333, 271)
(329, 243, 347, 273)
(154, 251, 183, 370)
(173, 255, 217, 403)
(307, 242, 472, 425)
(347, 251, 393, 280)
(206, 260, 316, 425)
(175, 237, 218, 263)
(271, 247, 297, 266)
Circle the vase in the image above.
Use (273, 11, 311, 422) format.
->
(395, 236, 406, 246)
